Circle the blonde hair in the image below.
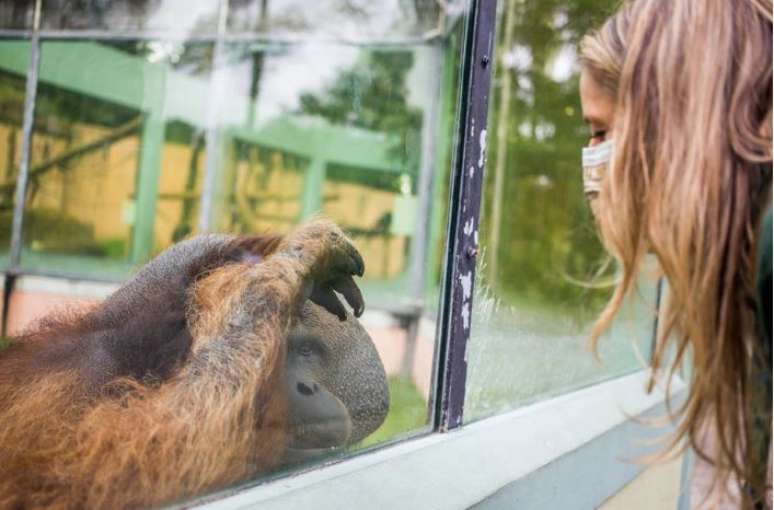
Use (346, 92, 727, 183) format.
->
(581, 0, 772, 506)
(578, 4, 630, 98)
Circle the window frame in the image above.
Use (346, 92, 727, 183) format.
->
(5, 0, 499, 410)
(1, 0, 496, 432)
(434, 0, 497, 431)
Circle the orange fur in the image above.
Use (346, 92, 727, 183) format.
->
(0, 261, 295, 509)
(0, 219, 354, 509)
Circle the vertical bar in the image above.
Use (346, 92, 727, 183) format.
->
(401, 45, 444, 379)
(130, 109, 164, 264)
(426, 22, 463, 299)
(9, 0, 42, 269)
(300, 157, 325, 220)
(435, 0, 497, 431)
(425, 27, 462, 417)
(212, 130, 235, 231)
(197, 0, 229, 232)
(408, 45, 443, 306)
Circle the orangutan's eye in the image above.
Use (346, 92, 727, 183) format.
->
(298, 344, 314, 357)
(290, 336, 326, 359)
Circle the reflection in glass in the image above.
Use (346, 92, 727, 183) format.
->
(154, 122, 207, 249)
(227, 0, 468, 40)
(0, 2, 33, 30)
(0, 39, 30, 268)
(6, 1, 470, 501)
(464, 0, 656, 422)
(41, 0, 220, 34)
(208, 42, 444, 312)
(196, 17, 467, 472)
(24, 40, 214, 277)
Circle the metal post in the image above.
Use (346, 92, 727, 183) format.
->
(408, 45, 443, 307)
(435, 0, 498, 431)
(197, 0, 229, 232)
(130, 109, 164, 264)
(8, 0, 41, 270)
(401, 45, 444, 378)
(300, 157, 325, 220)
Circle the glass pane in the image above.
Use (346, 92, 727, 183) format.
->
(209, 41, 460, 312)
(0, 1, 34, 30)
(227, 0, 468, 39)
(464, 0, 657, 422)
(197, 6, 466, 490)
(0, 39, 29, 268)
(8, 3, 468, 505)
(154, 120, 207, 248)
(23, 40, 214, 278)
(41, 0, 220, 34)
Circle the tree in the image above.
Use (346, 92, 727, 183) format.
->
(480, 0, 618, 316)
(298, 50, 423, 177)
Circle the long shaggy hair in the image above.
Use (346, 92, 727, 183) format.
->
(580, 0, 772, 506)
(0, 263, 289, 509)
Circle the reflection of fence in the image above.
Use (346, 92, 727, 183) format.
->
(226, 117, 413, 279)
(0, 41, 418, 261)
(0, 39, 416, 265)
(0, 40, 440, 359)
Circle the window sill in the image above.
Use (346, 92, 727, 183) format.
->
(194, 370, 683, 510)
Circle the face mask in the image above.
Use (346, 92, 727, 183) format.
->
(581, 139, 614, 199)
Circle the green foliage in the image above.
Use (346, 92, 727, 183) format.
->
(362, 376, 427, 447)
(298, 51, 423, 179)
(480, 0, 619, 316)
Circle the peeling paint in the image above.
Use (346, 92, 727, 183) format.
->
(478, 128, 488, 168)
(440, 0, 497, 431)
(463, 217, 474, 237)
(459, 270, 472, 300)
(459, 271, 473, 331)
(461, 302, 470, 330)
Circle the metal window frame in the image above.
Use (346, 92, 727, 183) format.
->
(4, 0, 499, 431)
(8, 0, 41, 273)
(434, 0, 497, 431)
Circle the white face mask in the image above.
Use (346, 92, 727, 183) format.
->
(581, 139, 614, 199)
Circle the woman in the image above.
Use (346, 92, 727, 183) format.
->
(578, 0, 772, 507)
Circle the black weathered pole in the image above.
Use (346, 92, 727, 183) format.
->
(435, 0, 498, 431)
